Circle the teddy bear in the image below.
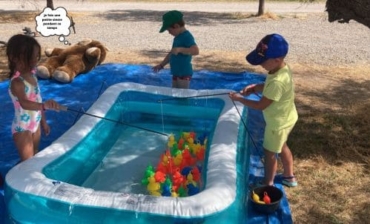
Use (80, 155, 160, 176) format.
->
(36, 39, 108, 83)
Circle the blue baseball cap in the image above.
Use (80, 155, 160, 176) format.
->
(246, 34, 289, 65)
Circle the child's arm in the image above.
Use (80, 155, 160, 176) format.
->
(40, 111, 50, 136)
(252, 83, 264, 93)
(171, 45, 199, 56)
(240, 83, 265, 96)
(229, 92, 272, 111)
(10, 78, 62, 111)
(153, 52, 171, 72)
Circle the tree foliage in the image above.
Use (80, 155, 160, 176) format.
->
(326, 0, 370, 29)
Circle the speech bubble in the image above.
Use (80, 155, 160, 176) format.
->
(35, 7, 71, 37)
(58, 36, 70, 45)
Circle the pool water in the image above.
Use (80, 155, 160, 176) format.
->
(43, 91, 224, 192)
(6, 90, 250, 224)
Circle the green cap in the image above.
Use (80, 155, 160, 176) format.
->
(159, 10, 183, 33)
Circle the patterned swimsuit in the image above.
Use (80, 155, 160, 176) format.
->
(8, 71, 42, 134)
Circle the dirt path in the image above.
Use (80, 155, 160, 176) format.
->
(0, 1, 326, 13)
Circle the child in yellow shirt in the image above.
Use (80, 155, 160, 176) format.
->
(229, 33, 298, 187)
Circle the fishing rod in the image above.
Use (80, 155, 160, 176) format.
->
(157, 92, 230, 102)
(157, 91, 263, 102)
(60, 106, 169, 137)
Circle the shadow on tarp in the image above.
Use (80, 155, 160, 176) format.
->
(0, 63, 292, 224)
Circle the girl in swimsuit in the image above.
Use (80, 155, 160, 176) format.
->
(7, 34, 63, 161)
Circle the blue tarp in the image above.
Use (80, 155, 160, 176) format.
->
(0, 64, 292, 224)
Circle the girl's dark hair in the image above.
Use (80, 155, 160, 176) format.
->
(6, 34, 41, 78)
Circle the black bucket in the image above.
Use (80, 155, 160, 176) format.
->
(250, 185, 283, 214)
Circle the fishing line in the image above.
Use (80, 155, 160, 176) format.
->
(157, 92, 230, 102)
(231, 100, 259, 150)
(61, 106, 169, 137)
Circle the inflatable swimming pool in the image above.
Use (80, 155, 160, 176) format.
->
(5, 82, 250, 223)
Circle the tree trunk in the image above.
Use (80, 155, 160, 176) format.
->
(46, 0, 54, 9)
(257, 0, 265, 16)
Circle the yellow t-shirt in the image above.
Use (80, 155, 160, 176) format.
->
(262, 65, 298, 130)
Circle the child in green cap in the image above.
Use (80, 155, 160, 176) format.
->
(153, 10, 199, 89)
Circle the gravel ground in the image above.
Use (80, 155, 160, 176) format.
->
(0, 1, 369, 66)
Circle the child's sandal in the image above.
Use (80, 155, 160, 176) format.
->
(281, 176, 298, 187)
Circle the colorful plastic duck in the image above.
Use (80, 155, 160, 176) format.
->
(154, 171, 166, 183)
(173, 153, 183, 166)
(187, 183, 199, 196)
(191, 166, 201, 182)
(168, 134, 176, 148)
(185, 173, 197, 187)
(252, 190, 266, 204)
(263, 192, 271, 204)
(147, 176, 161, 196)
(172, 170, 184, 188)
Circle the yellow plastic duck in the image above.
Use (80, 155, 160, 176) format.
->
(147, 176, 161, 196)
(252, 190, 265, 204)
(173, 153, 183, 166)
(185, 173, 197, 186)
(161, 150, 172, 166)
(168, 134, 176, 148)
(187, 137, 194, 145)
(182, 132, 190, 139)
